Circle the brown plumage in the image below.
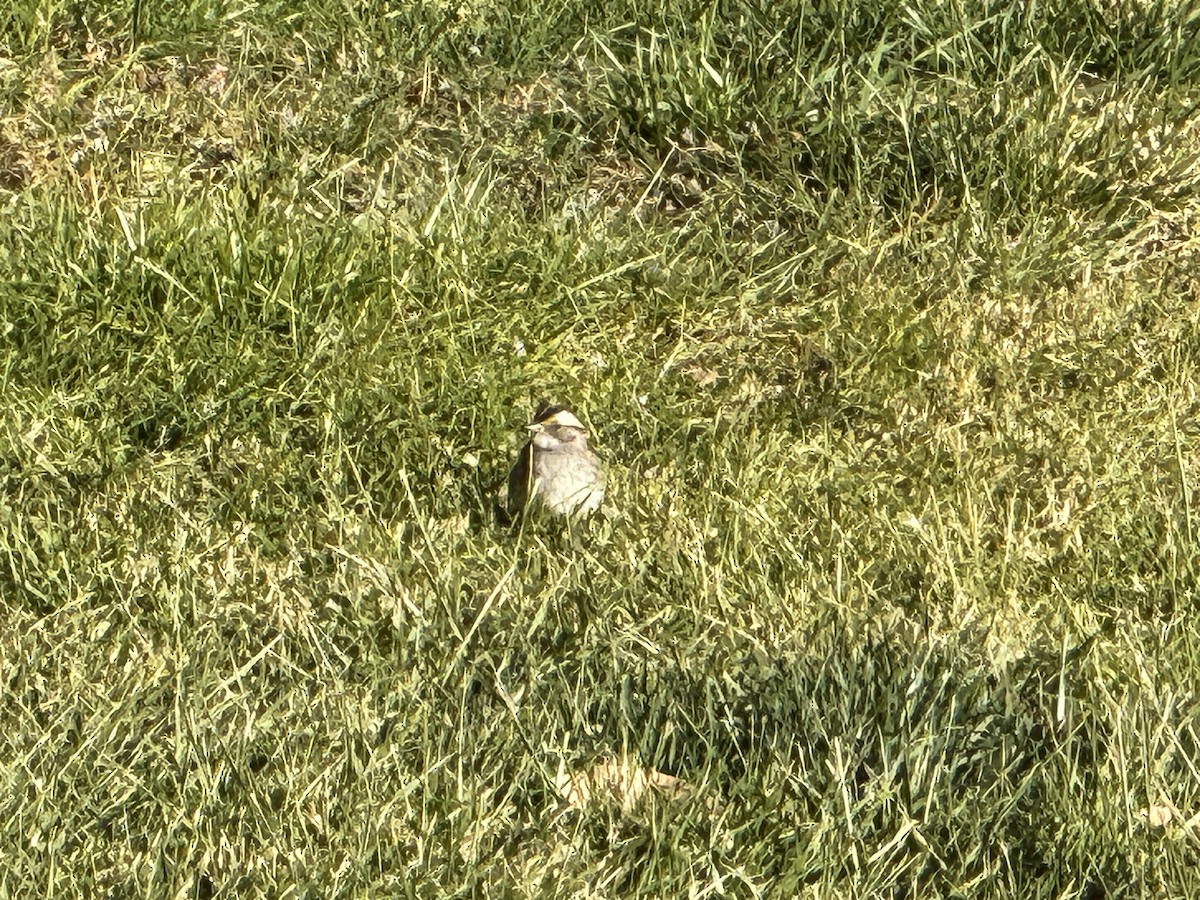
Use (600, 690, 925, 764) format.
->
(506, 404, 605, 521)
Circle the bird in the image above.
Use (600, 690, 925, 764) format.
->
(506, 403, 605, 522)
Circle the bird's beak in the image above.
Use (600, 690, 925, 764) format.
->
(527, 422, 544, 434)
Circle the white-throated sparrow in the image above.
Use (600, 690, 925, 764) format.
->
(507, 403, 605, 521)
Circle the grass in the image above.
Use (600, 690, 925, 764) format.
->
(2, 0, 1200, 896)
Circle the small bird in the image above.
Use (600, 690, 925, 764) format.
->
(507, 403, 605, 521)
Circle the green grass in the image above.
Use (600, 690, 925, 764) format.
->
(2, 0, 1200, 896)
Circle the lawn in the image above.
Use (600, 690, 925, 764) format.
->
(2, 0, 1200, 896)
